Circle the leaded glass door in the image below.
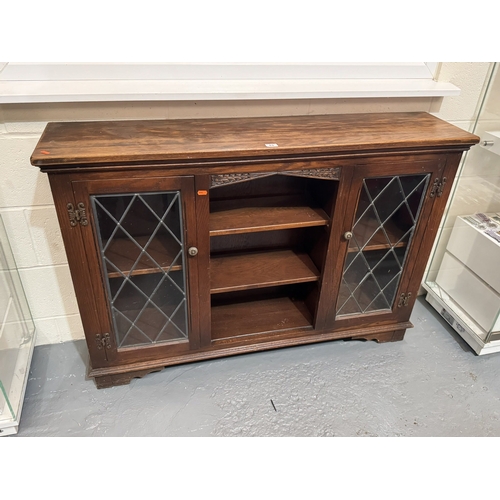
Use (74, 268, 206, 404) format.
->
(72, 176, 201, 365)
(335, 159, 442, 322)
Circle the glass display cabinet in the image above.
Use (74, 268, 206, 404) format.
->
(424, 63, 500, 354)
(0, 214, 36, 436)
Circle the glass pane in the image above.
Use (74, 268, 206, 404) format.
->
(370, 249, 401, 290)
(373, 178, 405, 223)
(92, 192, 188, 348)
(365, 291, 391, 313)
(0, 214, 35, 434)
(337, 174, 429, 317)
(423, 64, 500, 346)
(351, 274, 387, 311)
(364, 177, 393, 200)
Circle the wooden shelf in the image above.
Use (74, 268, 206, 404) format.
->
(348, 218, 407, 253)
(104, 235, 182, 278)
(210, 205, 329, 236)
(211, 296, 312, 341)
(210, 249, 320, 294)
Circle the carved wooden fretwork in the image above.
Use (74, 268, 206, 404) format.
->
(210, 168, 340, 187)
(283, 168, 341, 180)
(210, 173, 272, 187)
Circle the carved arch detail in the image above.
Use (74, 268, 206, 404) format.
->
(210, 167, 341, 187)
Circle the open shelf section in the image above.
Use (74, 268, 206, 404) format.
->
(210, 249, 320, 294)
(210, 204, 329, 236)
(211, 295, 313, 341)
(104, 235, 182, 278)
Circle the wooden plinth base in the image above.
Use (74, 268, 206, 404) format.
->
(94, 368, 164, 389)
(91, 327, 408, 388)
(351, 329, 406, 343)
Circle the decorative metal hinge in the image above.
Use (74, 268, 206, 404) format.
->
(397, 292, 412, 308)
(67, 202, 88, 227)
(429, 177, 447, 198)
(96, 333, 111, 350)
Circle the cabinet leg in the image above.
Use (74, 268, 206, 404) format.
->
(93, 367, 163, 389)
(351, 329, 406, 343)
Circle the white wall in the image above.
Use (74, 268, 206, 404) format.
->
(0, 62, 493, 345)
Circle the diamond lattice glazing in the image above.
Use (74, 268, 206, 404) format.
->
(336, 174, 429, 316)
(92, 192, 188, 347)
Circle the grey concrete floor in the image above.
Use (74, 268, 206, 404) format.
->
(12, 297, 500, 436)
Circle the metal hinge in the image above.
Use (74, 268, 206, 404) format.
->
(67, 202, 88, 227)
(429, 177, 447, 198)
(96, 333, 111, 350)
(397, 292, 412, 308)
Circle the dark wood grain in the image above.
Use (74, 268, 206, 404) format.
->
(210, 249, 320, 294)
(395, 151, 465, 323)
(351, 329, 406, 343)
(313, 166, 355, 329)
(88, 319, 415, 385)
(47, 174, 109, 369)
(31, 113, 479, 168)
(210, 175, 304, 200)
(194, 175, 213, 348)
(94, 367, 165, 389)
(209, 227, 309, 254)
(211, 296, 312, 341)
(210, 204, 329, 235)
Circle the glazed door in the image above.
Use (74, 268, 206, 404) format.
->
(72, 176, 201, 367)
(333, 156, 446, 327)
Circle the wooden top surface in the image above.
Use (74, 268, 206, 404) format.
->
(31, 112, 479, 168)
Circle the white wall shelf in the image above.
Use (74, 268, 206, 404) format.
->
(0, 63, 459, 104)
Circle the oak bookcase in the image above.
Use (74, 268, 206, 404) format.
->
(31, 113, 478, 388)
